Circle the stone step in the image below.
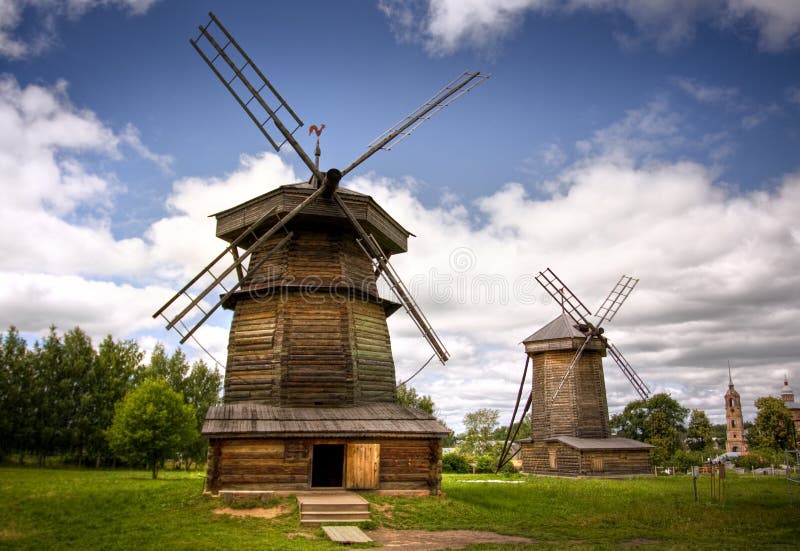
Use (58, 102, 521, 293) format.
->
(300, 502, 370, 513)
(296, 492, 371, 524)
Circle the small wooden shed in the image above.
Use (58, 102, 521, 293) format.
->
(204, 403, 447, 492)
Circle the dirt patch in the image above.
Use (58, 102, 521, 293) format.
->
(287, 531, 319, 540)
(372, 502, 395, 519)
(213, 502, 292, 519)
(619, 538, 660, 548)
(365, 529, 534, 550)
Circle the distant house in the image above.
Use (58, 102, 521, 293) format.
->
(780, 376, 800, 442)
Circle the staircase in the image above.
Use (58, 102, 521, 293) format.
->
(297, 493, 370, 524)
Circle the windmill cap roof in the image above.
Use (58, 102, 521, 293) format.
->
(523, 312, 586, 343)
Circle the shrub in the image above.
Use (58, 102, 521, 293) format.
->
(670, 449, 705, 472)
(474, 455, 496, 473)
(735, 448, 783, 470)
(442, 452, 470, 473)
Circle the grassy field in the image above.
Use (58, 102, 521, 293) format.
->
(1, 467, 799, 549)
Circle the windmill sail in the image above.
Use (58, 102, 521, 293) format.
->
(595, 275, 639, 326)
(342, 71, 489, 177)
(163, 13, 489, 364)
(607, 343, 650, 400)
(336, 194, 449, 364)
(191, 12, 320, 178)
(535, 268, 593, 327)
(154, 185, 327, 342)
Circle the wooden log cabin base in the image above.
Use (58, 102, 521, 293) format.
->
(203, 404, 447, 494)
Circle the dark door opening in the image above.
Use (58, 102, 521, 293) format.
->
(311, 444, 345, 487)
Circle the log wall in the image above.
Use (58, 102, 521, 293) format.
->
(530, 349, 610, 441)
(520, 442, 652, 477)
(222, 225, 397, 406)
(205, 437, 441, 493)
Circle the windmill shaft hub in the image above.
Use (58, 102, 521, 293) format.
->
(322, 168, 342, 197)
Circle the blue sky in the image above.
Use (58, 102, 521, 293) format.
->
(1, 0, 799, 431)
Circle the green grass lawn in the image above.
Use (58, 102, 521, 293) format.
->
(1, 467, 798, 549)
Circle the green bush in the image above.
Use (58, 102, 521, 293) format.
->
(735, 448, 784, 470)
(474, 455, 496, 473)
(670, 449, 706, 472)
(442, 452, 470, 473)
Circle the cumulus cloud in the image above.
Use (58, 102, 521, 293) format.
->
(3, 71, 798, 432)
(345, 101, 800, 429)
(378, 0, 800, 55)
(0, 0, 160, 59)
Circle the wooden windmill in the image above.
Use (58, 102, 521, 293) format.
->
(498, 268, 653, 477)
(152, 13, 487, 495)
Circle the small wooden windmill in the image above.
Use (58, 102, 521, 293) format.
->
(153, 12, 487, 494)
(498, 268, 653, 477)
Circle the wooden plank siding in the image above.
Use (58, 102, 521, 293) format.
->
(221, 222, 397, 406)
(345, 443, 380, 490)
(531, 349, 610, 441)
(206, 438, 441, 493)
(520, 442, 652, 477)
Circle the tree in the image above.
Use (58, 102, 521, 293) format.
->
(180, 360, 222, 468)
(89, 336, 143, 465)
(460, 408, 500, 457)
(493, 415, 531, 442)
(610, 393, 689, 465)
(62, 327, 98, 464)
(0, 327, 33, 461)
(107, 379, 198, 479)
(396, 384, 435, 415)
(686, 409, 713, 451)
(139, 344, 189, 395)
(396, 384, 456, 446)
(749, 396, 795, 451)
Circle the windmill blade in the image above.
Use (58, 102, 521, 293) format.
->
(594, 274, 639, 328)
(155, 184, 326, 341)
(497, 392, 532, 473)
(191, 12, 322, 181)
(167, 231, 293, 345)
(341, 71, 489, 177)
(607, 342, 650, 400)
(497, 355, 531, 471)
(334, 193, 449, 364)
(535, 268, 593, 327)
(552, 333, 593, 401)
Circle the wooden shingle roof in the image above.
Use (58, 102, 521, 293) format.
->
(546, 436, 653, 451)
(522, 313, 605, 354)
(202, 403, 449, 438)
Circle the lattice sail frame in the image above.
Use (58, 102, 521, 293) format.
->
(533, 269, 648, 400)
(155, 12, 487, 366)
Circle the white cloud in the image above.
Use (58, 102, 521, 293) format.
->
(379, 0, 800, 55)
(673, 77, 738, 104)
(3, 69, 798, 433)
(740, 102, 780, 129)
(346, 107, 800, 430)
(0, 0, 161, 59)
(119, 123, 174, 174)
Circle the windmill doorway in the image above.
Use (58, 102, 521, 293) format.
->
(311, 444, 345, 487)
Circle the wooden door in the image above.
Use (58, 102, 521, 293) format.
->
(345, 443, 380, 489)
